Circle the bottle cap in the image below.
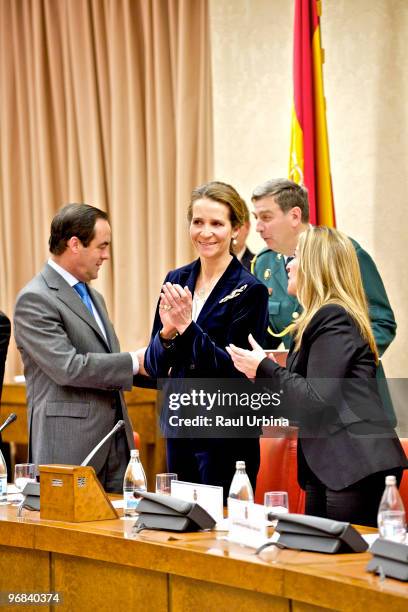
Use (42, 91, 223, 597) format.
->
(130, 449, 140, 458)
(236, 460, 246, 469)
(385, 475, 397, 485)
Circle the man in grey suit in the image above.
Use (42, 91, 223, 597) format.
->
(14, 204, 141, 492)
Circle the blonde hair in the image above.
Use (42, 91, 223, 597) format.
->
(292, 226, 378, 362)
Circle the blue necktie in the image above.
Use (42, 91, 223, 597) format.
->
(74, 282, 94, 315)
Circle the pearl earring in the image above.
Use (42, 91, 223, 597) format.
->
(232, 237, 238, 245)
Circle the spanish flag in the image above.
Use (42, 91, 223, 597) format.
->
(289, 0, 335, 227)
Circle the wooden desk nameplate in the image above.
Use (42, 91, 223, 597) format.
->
(39, 464, 118, 522)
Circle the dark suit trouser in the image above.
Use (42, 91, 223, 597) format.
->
(304, 467, 403, 527)
(166, 437, 260, 504)
(96, 428, 129, 493)
(97, 401, 130, 493)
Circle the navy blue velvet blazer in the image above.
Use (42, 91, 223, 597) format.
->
(145, 256, 269, 379)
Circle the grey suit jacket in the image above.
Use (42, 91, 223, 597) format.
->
(14, 264, 135, 474)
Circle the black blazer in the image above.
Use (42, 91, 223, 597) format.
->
(0, 311, 10, 400)
(257, 304, 407, 490)
(145, 256, 269, 379)
(239, 247, 254, 272)
(0, 311, 11, 450)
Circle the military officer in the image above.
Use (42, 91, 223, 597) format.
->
(252, 249, 301, 349)
(250, 178, 397, 422)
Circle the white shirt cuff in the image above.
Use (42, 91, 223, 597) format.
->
(130, 352, 140, 375)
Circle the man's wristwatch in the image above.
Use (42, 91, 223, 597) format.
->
(159, 330, 179, 349)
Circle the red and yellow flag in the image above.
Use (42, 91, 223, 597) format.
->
(289, 0, 335, 227)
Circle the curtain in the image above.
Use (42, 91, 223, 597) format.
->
(0, 0, 213, 380)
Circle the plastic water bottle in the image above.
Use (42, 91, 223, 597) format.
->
(123, 449, 147, 517)
(228, 460, 254, 502)
(0, 448, 8, 504)
(377, 475, 406, 542)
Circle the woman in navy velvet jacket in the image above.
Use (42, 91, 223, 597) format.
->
(145, 182, 268, 500)
(228, 227, 407, 526)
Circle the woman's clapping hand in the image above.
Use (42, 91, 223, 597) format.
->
(159, 282, 193, 335)
(226, 334, 268, 379)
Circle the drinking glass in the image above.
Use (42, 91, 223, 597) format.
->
(14, 463, 36, 492)
(264, 491, 289, 524)
(155, 473, 178, 495)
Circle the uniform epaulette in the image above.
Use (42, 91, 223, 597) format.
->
(250, 247, 272, 274)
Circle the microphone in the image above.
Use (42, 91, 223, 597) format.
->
(81, 420, 125, 467)
(0, 413, 17, 435)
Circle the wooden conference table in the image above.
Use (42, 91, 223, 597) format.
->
(0, 503, 407, 612)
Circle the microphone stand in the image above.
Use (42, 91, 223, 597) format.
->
(0, 413, 17, 435)
(81, 420, 125, 467)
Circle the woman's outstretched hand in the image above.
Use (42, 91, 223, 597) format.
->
(226, 334, 267, 379)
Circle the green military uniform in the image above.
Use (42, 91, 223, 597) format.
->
(251, 248, 301, 349)
(252, 238, 397, 423)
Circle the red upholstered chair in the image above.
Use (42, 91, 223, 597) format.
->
(133, 431, 140, 449)
(255, 426, 305, 513)
(255, 433, 408, 516)
(399, 439, 408, 513)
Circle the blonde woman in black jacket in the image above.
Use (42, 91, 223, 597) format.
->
(228, 227, 407, 526)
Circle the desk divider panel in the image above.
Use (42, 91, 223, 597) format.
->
(39, 464, 118, 522)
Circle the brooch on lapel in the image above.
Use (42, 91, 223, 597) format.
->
(219, 284, 248, 303)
